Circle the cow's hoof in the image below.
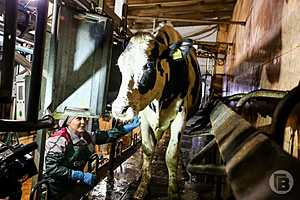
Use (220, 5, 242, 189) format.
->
(133, 189, 148, 200)
(133, 183, 149, 200)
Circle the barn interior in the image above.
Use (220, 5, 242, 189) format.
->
(0, 0, 300, 200)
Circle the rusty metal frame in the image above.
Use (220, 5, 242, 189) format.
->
(0, 0, 17, 102)
(26, 0, 50, 122)
(235, 89, 288, 108)
(210, 102, 300, 200)
(0, 116, 54, 133)
(66, 0, 132, 37)
(95, 140, 142, 180)
(0, 0, 53, 132)
(187, 137, 225, 176)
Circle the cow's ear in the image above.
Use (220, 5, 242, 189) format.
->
(178, 39, 193, 57)
(167, 38, 193, 60)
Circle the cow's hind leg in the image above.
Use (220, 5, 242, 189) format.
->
(134, 115, 155, 200)
(166, 108, 186, 200)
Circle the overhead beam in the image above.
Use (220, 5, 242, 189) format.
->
(128, 10, 233, 20)
(127, 0, 236, 8)
(193, 41, 234, 46)
(127, 16, 246, 25)
(129, 8, 233, 15)
(128, 20, 231, 30)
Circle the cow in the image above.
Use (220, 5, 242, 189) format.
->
(112, 25, 201, 199)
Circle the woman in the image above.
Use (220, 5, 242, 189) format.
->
(43, 115, 140, 199)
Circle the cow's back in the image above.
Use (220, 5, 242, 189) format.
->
(155, 26, 201, 119)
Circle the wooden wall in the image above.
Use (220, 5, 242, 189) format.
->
(218, 0, 300, 157)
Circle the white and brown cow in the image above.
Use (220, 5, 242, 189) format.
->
(112, 25, 201, 199)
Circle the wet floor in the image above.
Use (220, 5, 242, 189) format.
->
(87, 149, 143, 200)
(87, 144, 217, 199)
(87, 112, 225, 200)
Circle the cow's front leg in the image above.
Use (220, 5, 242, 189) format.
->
(166, 107, 186, 200)
(134, 114, 155, 200)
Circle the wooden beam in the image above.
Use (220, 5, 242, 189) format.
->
(127, 16, 245, 25)
(128, 0, 236, 8)
(128, 10, 233, 19)
(128, 3, 235, 14)
(193, 41, 233, 46)
(129, 0, 200, 8)
(128, 18, 231, 28)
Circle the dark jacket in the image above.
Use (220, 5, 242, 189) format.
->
(43, 127, 94, 199)
(43, 127, 129, 199)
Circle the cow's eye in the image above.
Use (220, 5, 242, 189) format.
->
(147, 62, 154, 68)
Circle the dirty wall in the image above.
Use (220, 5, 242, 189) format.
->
(218, 0, 300, 156)
(220, 0, 300, 95)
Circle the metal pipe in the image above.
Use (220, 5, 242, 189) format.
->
(188, 137, 217, 165)
(0, 0, 17, 102)
(0, 40, 33, 54)
(0, 116, 54, 133)
(187, 164, 226, 176)
(187, 136, 225, 176)
(108, 141, 117, 177)
(27, 0, 49, 121)
(96, 140, 141, 179)
(121, 1, 128, 36)
(73, 0, 90, 11)
(44, 0, 60, 111)
(236, 89, 288, 108)
(0, 31, 34, 46)
(29, 178, 51, 200)
(186, 26, 217, 38)
(271, 85, 300, 147)
(224, 93, 246, 102)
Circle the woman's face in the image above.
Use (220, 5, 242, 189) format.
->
(68, 117, 87, 134)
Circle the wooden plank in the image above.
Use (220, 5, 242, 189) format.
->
(106, 0, 237, 8)
(128, 20, 231, 30)
(128, 10, 233, 19)
(127, 16, 245, 25)
(128, 1, 236, 10)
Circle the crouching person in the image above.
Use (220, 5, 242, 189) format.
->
(43, 115, 140, 200)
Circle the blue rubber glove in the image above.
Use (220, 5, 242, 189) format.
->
(122, 116, 140, 133)
(71, 170, 96, 187)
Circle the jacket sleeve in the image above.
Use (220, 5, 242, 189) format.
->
(44, 136, 71, 181)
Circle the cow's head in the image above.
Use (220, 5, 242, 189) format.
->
(112, 26, 194, 120)
(112, 32, 168, 120)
